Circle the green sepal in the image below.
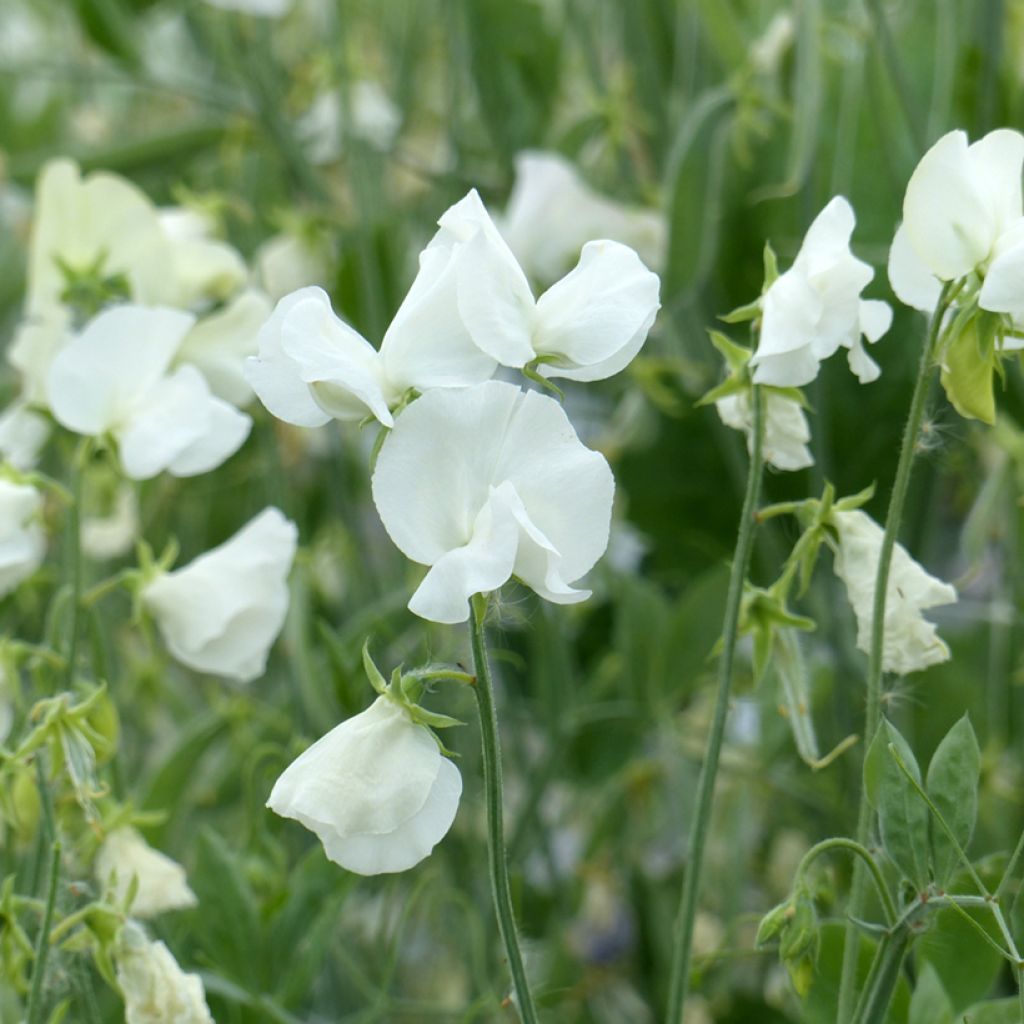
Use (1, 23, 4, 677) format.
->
(940, 313, 1001, 424)
(719, 297, 762, 324)
(762, 240, 779, 289)
(361, 641, 389, 696)
(405, 705, 465, 731)
(708, 330, 752, 369)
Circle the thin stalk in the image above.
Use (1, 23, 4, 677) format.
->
(25, 841, 61, 1024)
(665, 384, 764, 1022)
(849, 925, 911, 1024)
(837, 283, 956, 1021)
(63, 440, 91, 689)
(468, 594, 538, 1024)
(794, 838, 897, 926)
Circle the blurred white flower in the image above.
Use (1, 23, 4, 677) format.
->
(832, 509, 957, 675)
(0, 402, 50, 470)
(749, 197, 892, 387)
(116, 925, 213, 1024)
(142, 507, 297, 682)
(750, 12, 795, 74)
(174, 289, 272, 406)
(267, 695, 461, 874)
(0, 659, 15, 743)
(202, 0, 293, 16)
(715, 391, 813, 471)
(889, 129, 1024, 317)
(299, 81, 401, 163)
(438, 190, 661, 382)
(96, 827, 197, 918)
(498, 150, 667, 282)
(82, 484, 138, 561)
(0, 479, 45, 598)
(256, 231, 331, 302)
(47, 306, 251, 480)
(372, 380, 614, 623)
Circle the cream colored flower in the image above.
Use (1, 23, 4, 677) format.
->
(95, 828, 197, 918)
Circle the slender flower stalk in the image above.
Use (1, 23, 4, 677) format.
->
(836, 281, 956, 1021)
(25, 841, 61, 1024)
(469, 594, 538, 1024)
(666, 384, 764, 1022)
(63, 439, 91, 688)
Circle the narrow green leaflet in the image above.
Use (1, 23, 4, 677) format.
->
(907, 963, 954, 1024)
(925, 715, 981, 886)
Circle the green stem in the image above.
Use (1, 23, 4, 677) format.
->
(468, 595, 538, 1024)
(849, 924, 912, 1024)
(25, 841, 61, 1024)
(837, 283, 955, 1021)
(63, 440, 91, 689)
(665, 385, 764, 1021)
(794, 838, 897, 926)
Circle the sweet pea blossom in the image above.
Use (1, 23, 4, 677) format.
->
(716, 392, 813, 471)
(47, 306, 251, 480)
(749, 197, 893, 387)
(0, 479, 45, 597)
(832, 509, 957, 675)
(498, 150, 667, 282)
(142, 508, 297, 682)
(116, 925, 213, 1024)
(372, 380, 614, 624)
(889, 129, 1024, 316)
(95, 827, 197, 918)
(267, 695, 462, 875)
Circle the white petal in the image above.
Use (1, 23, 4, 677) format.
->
(533, 240, 660, 379)
(0, 480, 46, 598)
(0, 402, 50, 470)
(167, 395, 251, 477)
(244, 288, 332, 428)
(753, 267, 823, 360)
(859, 299, 893, 342)
(176, 289, 273, 405)
(95, 827, 197, 918)
(903, 130, 993, 280)
(979, 220, 1024, 316)
(888, 223, 942, 312)
(967, 129, 1024, 231)
(48, 305, 195, 436)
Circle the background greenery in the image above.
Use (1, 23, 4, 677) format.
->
(2, 0, 1024, 1020)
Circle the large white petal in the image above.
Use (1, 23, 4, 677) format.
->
(888, 223, 942, 312)
(533, 240, 660, 376)
(167, 395, 251, 477)
(968, 129, 1024, 231)
(48, 305, 194, 435)
(244, 287, 332, 428)
(979, 219, 1024, 316)
(752, 267, 823, 360)
(903, 130, 993, 280)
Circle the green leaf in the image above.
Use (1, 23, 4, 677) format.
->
(940, 316, 999, 424)
(958, 999, 1023, 1023)
(925, 715, 981, 885)
(864, 720, 931, 889)
(908, 963, 954, 1024)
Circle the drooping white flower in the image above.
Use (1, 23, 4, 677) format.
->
(0, 401, 50, 470)
(82, 484, 138, 561)
(436, 190, 661, 382)
(47, 305, 251, 480)
(96, 827, 197, 919)
(498, 150, 667, 282)
(832, 509, 957, 675)
(372, 380, 614, 624)
(0, 479, 45, 598)
(142, 508, 298, 682)
(715, 392, 813, 471)
(267, 695, 461, 875)
(116, 925, 213, 1024)
(749, 197, 892, 387)
(890, 129, 1024, 319)
(174, 289, 272, 406)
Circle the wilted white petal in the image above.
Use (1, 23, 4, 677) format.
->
(833, 509, 956, 675)
(534, 240, 660, 381)
(96, 827, 197, 918)
(267, 696, 461, 875)
(142, 507, 297, 682)
(175, 289, 273, 405)
(716, 392, 813, 472)
(372, 381, 613, 623)
(116, 926, 213, 1024)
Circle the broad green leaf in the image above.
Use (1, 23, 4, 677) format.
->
(864, 720, 931, 889)
(908, 963, 954, 1024)
(925, 715, 981, 885)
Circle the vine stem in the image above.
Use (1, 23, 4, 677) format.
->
(25, 840, 61, 1024)
(836, 282, 956, 1021)
(468, 594, 538, 1024)
(665, 384, 764, 1022)
(63, 439, 91, 689)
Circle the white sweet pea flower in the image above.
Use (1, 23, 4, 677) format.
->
(832, 509, 957, 675)
(749, 197, 892, 387)
(498, 150, 667, 282)
(372, 380, 614, 624)
(716, 391, 813, 471)
(299, 81, 401, 163)
(96, 827, 197, 918)
(438, 190, 661, 382)
(267, 695, 461, 875)
(116, 925, 213, 1024)
(0, 479, 45, 597)
(142, 507, 298, 682)
(256, 231, 332, 301)
(889, 129, 1024, 314)
(0, 401, 50, 470)
(82, 484, 138, 561)
(47, 305, 251, 480)
(9, 307, 73, 405)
